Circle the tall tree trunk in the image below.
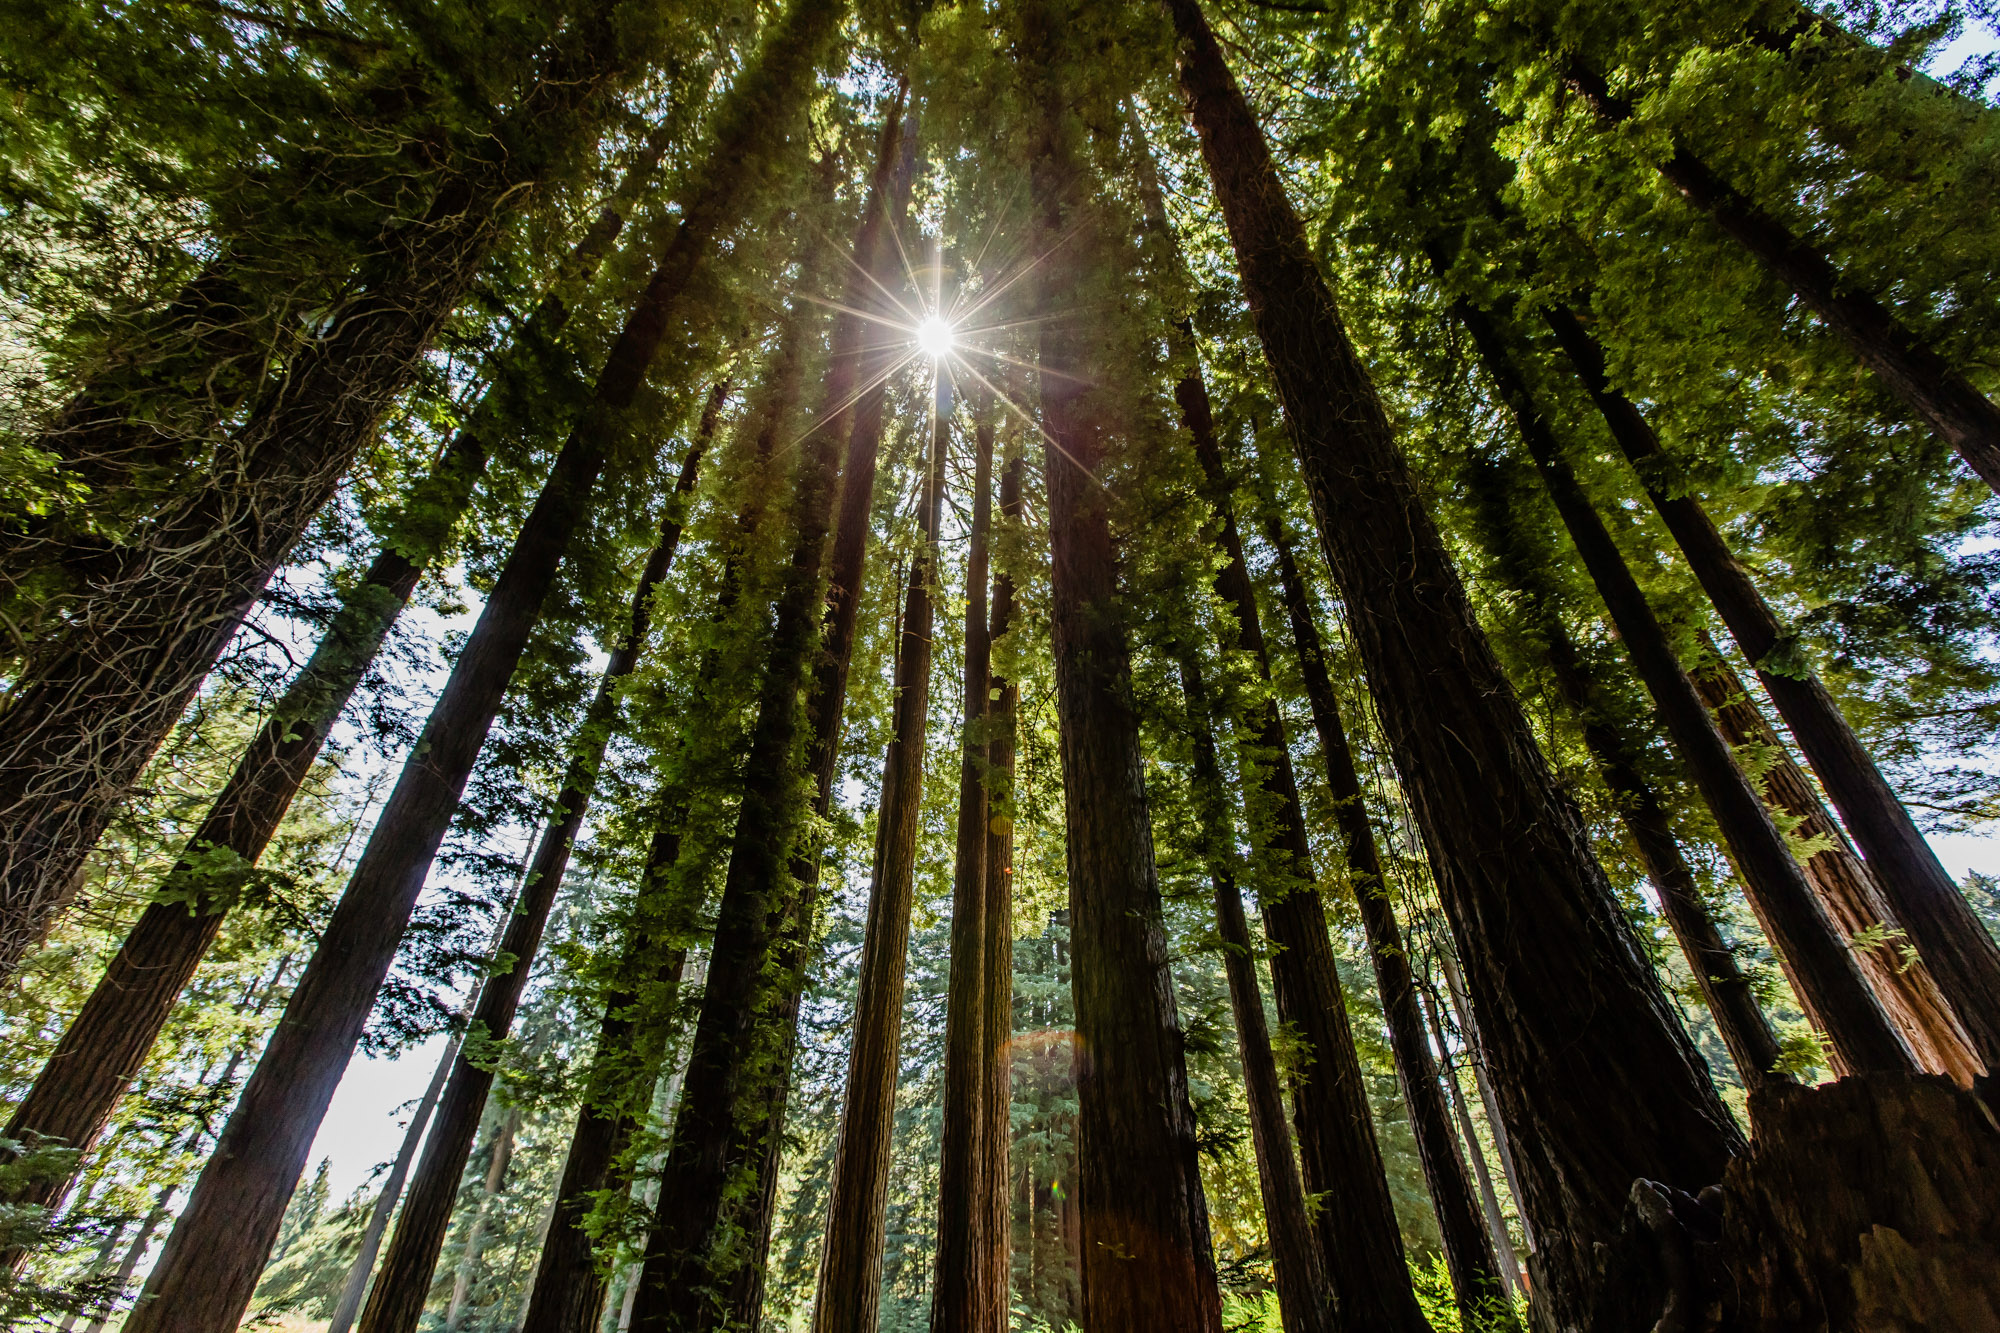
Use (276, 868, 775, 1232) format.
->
(1175, 652, 1338, 1333)
(519, 305, 816, 1333)
(812, 375, 948, 1333)
(1161, 4, 1744, 1322)
(0, 151, 675, 1204)
(444, 1104, 521, 1333)
(1173, 371, 1430, 1331)
(1560, 64, 2000, 495)
(357, 391, 723, 1333)
(932, 402, 995, 1333)
(1258, 521, 1515, 1326)
(1021, 7, 1222, 1326)
(1455, 453, 1791, 1092)
(1445, 292, 1914, 1076)
(1689, 650, 1981, 1084)
(1421, 989, 1524, 1298)
(624, 82, 899, 1333)
(120, 12, 843, 1324)
(0, 0, 664, 979)
(1542, 300, 2000, 1076)
(978, 441, 1023, 1327)
(328, 1033, 464, 1333)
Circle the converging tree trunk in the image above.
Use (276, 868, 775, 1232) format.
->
(1173, 359, 1430, 1330)
(1543, 299, 2000, 1075)
(624, 79, 903, 1333)
(0, 0, 673, 980)
(1444, 290, 1913, 1076)
(356, 388, 724, 1333)
(520, 306, 817, 1333)
(932, 402, 998, 1333)
(812, 375, 948, 1333)
(1561, 64, 2000, 496)
(0, 156, 662, 1207)
(121, 10, 842, 1326)
(1259, 519, 1515, 1327)
(1162, 3, 1744, 1321)
(1175, 651, 1337, 1333)
(1688, 648, 1980, 1084)
(1021, 5, 1222, 1324)
(1454, 453, 1790, 1092)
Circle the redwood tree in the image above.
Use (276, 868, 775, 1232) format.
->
(1162, 3, 1742, 1322)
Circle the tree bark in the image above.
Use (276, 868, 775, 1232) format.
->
(1542, 300, 2000, 1077)
(0, 0, 661, 981)
(1561, 65, 2000, 496)
(327, 1033, 463, 1333)
(1421, 988, 1524, 1298)
(812, 375, 948, 1333)
(1448, 293, 1913, 1077)
(120, 10, 842, 1322)
(444, 1104, 521, 1333)
(519, 306, 815, 1333)
(1689, 651, 1981, 1085)
(1161, 4, 1744, 1323)
(978, 441, 1022, 1327)
(624, 81, 899, 1333)
(1259, 521, 1515, 1327)
(1456, 452, 1790, 1092)
(1176, 652, 1338, 1333)
(356, 392, 722, 1333)
(1022, 8, 1222, 1325)
(1174, 365, 1430, 1331)
(932, 401, 995, 1333)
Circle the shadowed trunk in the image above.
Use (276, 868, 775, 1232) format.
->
(121, 11, 842, 1325)
(1259, 521, 1514, 1327)
(1162, 3, 1744, 1322)
(1689, 650, 1980, 1084)
(1445, 292, 1913, 1077)
(1457, 453, 1790, 1092)
(1543, 300, 1998, 1077)
(932, 402, 995, 1333)
(1174, 363, 1429, 1330)
(1421, 989, 1524, 1297)
(1561, 65, 2000, 495)
(1175, 652, 1337, 1333)
(812, 375, 948, 1333)
(1023, 6, 1222, 1324)
(978, 441, 1022, 1328)
(356, 390, 723, 1333)
(0, 146, 675, 1206)
(519, 305, 816, 1333)
(0, 0, 663, 981)
(624, 80, 899, 1333)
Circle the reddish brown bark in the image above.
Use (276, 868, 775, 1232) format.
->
(1543, 299, 2000, 1076)
(1176, 652, 1338, 1333)
(625, 86, 902, 1333)
(1690, 653, 1980, 1086)
(933, 403, 996, 1333)
(1162, 3, 1743, 1322)
(1261, 523, 1516, 1326)
(1023, 6, 1221, 1324)
(1447, 292, 1913, 1077)
(1561, 66, 2000, 496)
(811, 377, 947, 1333)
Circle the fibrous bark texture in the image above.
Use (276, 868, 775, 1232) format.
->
(1163, 3, 1744, 1324)
(1024, 7, 1222, 1324)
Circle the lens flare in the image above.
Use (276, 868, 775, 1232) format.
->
(915, 316, 955, 358)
